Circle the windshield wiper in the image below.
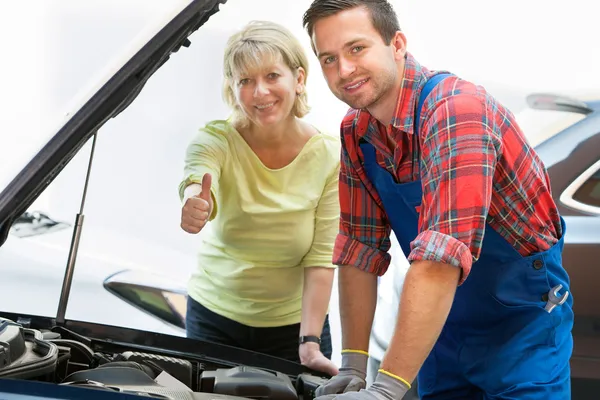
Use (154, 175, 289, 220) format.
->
(9, 211, 70, 238)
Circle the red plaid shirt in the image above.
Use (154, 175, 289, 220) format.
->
(333, 52, 562, 284)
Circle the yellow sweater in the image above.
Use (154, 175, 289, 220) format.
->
(178, 120, 340, 327)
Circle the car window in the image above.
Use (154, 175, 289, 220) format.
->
(515, 108, 587, 148)
(572, 164, 600, 208)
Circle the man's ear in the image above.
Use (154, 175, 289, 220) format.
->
(391, 31, 408, 61)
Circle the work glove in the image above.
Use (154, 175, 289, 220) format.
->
(315, 370, 411, 400)
(314, 351, 368, 397)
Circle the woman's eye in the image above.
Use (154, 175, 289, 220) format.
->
(267, 73, 279, 79)
(239, 78, 249, 85)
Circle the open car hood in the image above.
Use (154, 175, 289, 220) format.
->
(0, 0, 226, 247)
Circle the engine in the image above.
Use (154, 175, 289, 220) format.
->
(0, 317, 327, 399)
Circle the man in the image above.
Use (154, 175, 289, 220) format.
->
(302, 1, 574, 399)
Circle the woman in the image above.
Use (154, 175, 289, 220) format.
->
(178, 20, 340, 376)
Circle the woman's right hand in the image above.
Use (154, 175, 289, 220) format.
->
(181, 173, 213, 234)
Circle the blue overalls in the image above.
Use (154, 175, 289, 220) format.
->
(360, 74, 574, 399)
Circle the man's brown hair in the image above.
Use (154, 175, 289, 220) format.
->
(302, 0, 401, 44)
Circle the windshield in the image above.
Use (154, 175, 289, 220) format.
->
(0, 0, 193, 191)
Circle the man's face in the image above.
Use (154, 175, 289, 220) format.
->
(311, 6, 404, 110)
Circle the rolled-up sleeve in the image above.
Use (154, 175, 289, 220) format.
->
(333, 130, 392, 276)
(409, 93, 501, 284)
(178, 124, 228, 219)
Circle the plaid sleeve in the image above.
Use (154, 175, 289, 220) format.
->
(333, 116, 392, 276)
(409, 91, 502, 284)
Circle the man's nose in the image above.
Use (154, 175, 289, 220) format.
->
(338, 58, 356, 79)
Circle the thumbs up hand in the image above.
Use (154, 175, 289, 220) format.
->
(181, 173, 214, 234)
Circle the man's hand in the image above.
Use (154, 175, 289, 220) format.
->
(180, 173, 213, 234)
(314, 352, 367, 396)
(299, 342, 339, 376)
(315, 371, 410, 400)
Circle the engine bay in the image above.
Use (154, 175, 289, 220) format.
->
(0, 316, 328, 399)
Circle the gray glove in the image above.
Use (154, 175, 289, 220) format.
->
(314, 352, 368, 396)
(315, 371, 411, 400)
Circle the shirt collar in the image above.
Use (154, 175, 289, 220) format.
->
(353, 52, 431, 141)
(388, 51, 430, 135)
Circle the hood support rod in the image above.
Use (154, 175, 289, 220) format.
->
(56, 132, 98, 325)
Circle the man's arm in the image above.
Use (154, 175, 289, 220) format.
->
(312, 118, 392, 397)
(332, 119, 392, 352)
(377, 91, 501, 384)
(338, 265, 378, 352)
(312, 264, 379, 396)
(379, 260, 460, 383)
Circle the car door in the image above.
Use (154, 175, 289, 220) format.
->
(545, 125, 600, 381)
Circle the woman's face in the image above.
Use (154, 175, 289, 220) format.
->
(233, 58, 304, 129)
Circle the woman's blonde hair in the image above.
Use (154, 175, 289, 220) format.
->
(222, 20, 311, 127)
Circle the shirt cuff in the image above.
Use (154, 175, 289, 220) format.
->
(333, 233, 391, 276)
(408, 230, 473, 285)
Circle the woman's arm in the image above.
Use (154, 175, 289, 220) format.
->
(298, 158, 341, 376)
(178, 124, 228, 222)
(299, 266, 336, 374)
(300, 267, 335, 338)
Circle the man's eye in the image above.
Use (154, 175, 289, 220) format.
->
(352, 46, 364, 53)
(324, 56, 336, 64)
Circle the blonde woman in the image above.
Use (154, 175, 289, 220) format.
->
(178, 21, 340, 376)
